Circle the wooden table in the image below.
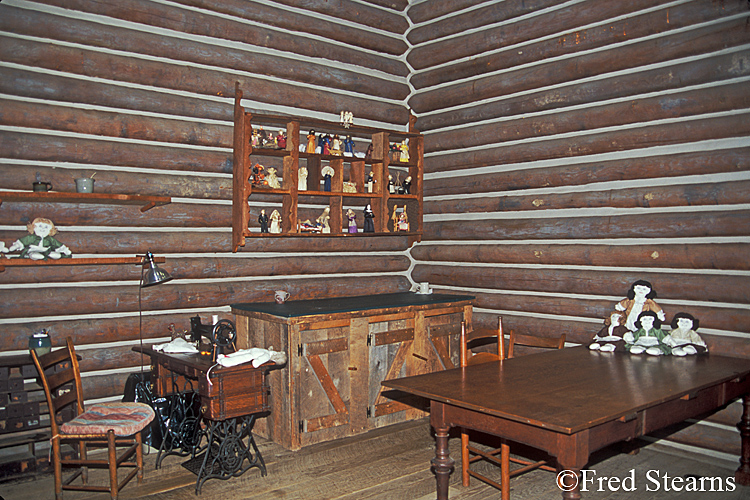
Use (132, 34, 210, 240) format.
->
(383, 346, 750, 499)
(231, 291, 474, 450)
(133, 345, 273, 493)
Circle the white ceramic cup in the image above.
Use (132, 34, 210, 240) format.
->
(275, 290, 290, 304)
(419, 282, 430, 294)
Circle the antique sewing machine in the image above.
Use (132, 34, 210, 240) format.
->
(189, 315, 237, 361)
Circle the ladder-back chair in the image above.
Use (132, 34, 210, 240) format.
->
(31, 337, 155, 499)
(460, 319, 565, 499)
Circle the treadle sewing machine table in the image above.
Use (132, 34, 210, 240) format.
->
(133, 345, 273, 493)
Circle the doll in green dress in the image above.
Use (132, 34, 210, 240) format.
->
(9, 217, 72, 260)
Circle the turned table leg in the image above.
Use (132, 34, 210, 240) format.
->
(431, 425, 454, 500)
(736, 394, 750, 485)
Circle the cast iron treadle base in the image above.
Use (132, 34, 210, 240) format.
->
(183, 414, 266, 494)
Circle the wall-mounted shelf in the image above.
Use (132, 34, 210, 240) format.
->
(0, 192, 171, 212)
(232, 82, 423, 251)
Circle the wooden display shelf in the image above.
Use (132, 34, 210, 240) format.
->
(0, 191, 171, 212)
(0, 256, 165, 272)
(232, 82, 423, 250)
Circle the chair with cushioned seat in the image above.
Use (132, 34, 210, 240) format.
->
(459, 319, 565, 499)
(31, 337, 155, 500)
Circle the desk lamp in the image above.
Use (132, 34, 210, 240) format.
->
(138, 252, 173, 378)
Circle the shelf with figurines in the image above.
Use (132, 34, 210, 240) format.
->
(232, 82, 423, 250)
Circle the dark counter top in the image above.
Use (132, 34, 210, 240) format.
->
(231, 291, 475, 319)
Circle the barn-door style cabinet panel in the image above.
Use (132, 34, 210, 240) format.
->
(232, 83, 424, 251)
(231, 292, 473, 450)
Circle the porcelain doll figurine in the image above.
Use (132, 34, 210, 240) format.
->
(366, 171, 374, 193)
(276, 129, 287, 149)
(343, 135, 355, 156)
(347, 209, 357, 233)
(322, 165, 334, 192)
(269, 210, 282, 234)
(251, 128, 260, 148)
(624, 311, 670, 355)
(363, 204, 375, 233)
(613, 280, 665, 332)
(398, 139, 410, 162)
(306, 130, 316, 154)
(9, 217, 72, 260)
(258, 209, 269, 233)
(589, 311, 628, 352)
(316, 207, 331, 233)
(266, 167, 281, 189)
(298, 166, 308, 191)
(331, 134, 343, 156)
(388, 174, 395, 194)
(664, 313, 707, 356)
(402, 176, 412, 195)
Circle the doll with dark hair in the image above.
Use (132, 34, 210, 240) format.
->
(589, 311, 628, 352)
(665, 313, 707, 356)
(624, 311, 671, 355)
(613, 280, 665, 332)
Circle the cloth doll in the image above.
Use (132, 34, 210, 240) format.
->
(9, 218, 72, 260)
(624, 311, 671, 355)
(664, 313, 707, 356)
(613, 280, 665, 332)
(589, 312, 628, 352)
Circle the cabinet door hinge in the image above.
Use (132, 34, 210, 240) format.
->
(297, 344, 304, 357)
(367, 333, 372, 346)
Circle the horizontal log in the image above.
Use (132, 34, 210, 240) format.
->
(0, 230, 411, 255)
(0, 312, 235, 352)
(413, 265, 750, 304)
(424, 112, 750, 173)
(0, 275, 411, 318)
(0, 5, 408, 100)
(417, 49, 750, 131)
(423, 210, 750, 241)
(0, 164, 232, 201)
(409, 0, 741, 81)
(81, 371, 127, 402)
(406, 0, 477, 24)
(362, 0, 408, 12)
(0, 255, 411, 284)
(0, 67, 231, 122)
(176, 0, 408, 55)
(0, 131, 231, 174)
(409, 16, 750, 113)
(471, 312, 750, 358)
(0, 36, 409, 126)
(411, 242, 750, 271)
(425, 82, 750, 154)
(18, 0, 408, 74)
(0, 199, 230, 228)
(77, 345, 145, 373)
(466, 291, 750, 336)
(236, 0, 409, 35)
(425, 180, 750, 214)
(407, 0, 561, 46)
(0, 98, 230, 148)
(424, 147, 750, 197)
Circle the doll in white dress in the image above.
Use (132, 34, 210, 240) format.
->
(664, 313, 707, 356)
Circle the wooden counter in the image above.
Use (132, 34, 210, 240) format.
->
(231, 292, 474, 450)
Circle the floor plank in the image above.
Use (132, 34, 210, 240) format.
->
(2, 418, 750, 500)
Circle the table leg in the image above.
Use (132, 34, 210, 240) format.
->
(556, 467, 582, 500)
(736, 394, 750, 485)
(431, 425, 454, 500)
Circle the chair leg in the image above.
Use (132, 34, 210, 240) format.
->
(460, 430, 470, 487)
(80, 439, 88, 484)
(500, 439, 510, 500)
(52, 435, 63, 500)
(107, 430, 118, 500)
(136, 431, 144, 484)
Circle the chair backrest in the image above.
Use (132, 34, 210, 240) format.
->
(460, 318, 506, 368)
(507, 331, 565, 359)
(30, 337, 85, 435)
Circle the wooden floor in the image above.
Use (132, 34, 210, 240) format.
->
(3, 418, 750, 500)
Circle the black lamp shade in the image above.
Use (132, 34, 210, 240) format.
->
(141, 252, 173, 288)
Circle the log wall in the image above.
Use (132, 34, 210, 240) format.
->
(0, 0, 413, 414)
(407, 0, 750, 465)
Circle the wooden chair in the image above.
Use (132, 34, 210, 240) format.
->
(459, 319, 565, 499)
(31, 337, 155, 499)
